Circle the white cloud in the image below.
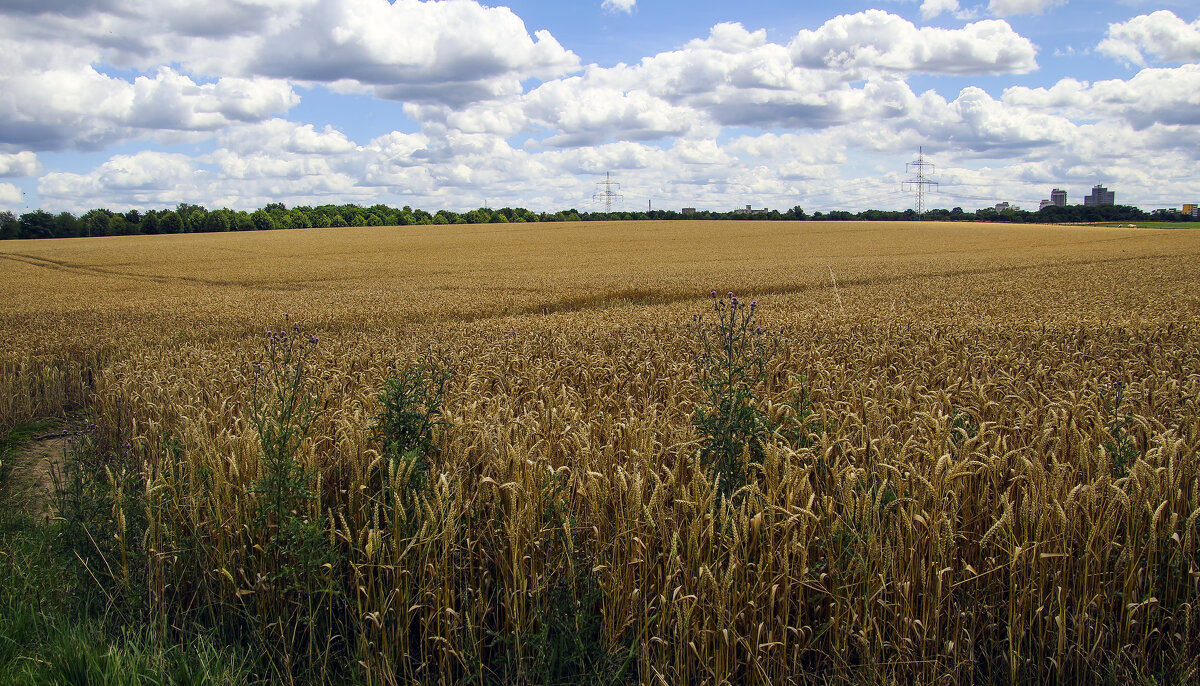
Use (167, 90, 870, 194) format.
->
(1003, 64, 1200, 130)
(0, 182, 21, 206)
(0, 151, 40, 177)
(524, 77, 713, 146)
(601, 0, 635, 14)
(240, 1, 579, 106)
(219, 119, 358, 155)
(789, 11, 1038, 75)
(0, 0, 581, 151)
(0, 63, 298, 151)
(921, 0, 959, 20)
(987, 0, 1067, 18)
(37, 151, 205, 210)
(508, 23, 863, 136)
(1098, 11, 1200, 66)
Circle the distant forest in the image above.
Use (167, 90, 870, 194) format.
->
(0, 201, 1192, 240)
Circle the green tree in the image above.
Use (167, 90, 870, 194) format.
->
(18, 210, 55, 239)
(0, 210, 18, 239)
(202, 210, 230, 233)
(251, 209, 275, 231)
(159, 210, 184, 234)
(140, 212, 160, 234)
(80, 209, 113, 237)
(107, 214, 131, 236)
(289, 211, 311, 229)
(52, 212, 81, 238)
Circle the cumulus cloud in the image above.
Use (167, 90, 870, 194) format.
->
(524, 77, 712, 146)
(1098, 11, 1200, 66)
(37, 151, 206, 209)
(789, 11, 1038, 75)
(987, 0, 1067, 18)
(0, 64, 298, 151)
(241, 1, 579, 106)
(0, 151, 40, 177)
(218, 119, 358, 155)
(0, 0, 581, 152)
(36, 147, 376, 211)
(601, 0, 635, 14)
(0, 182, 21, 206)
(920, 0, 959, 20)
(509, 22, 871, 138)
(33, 0, 581, 107)
(1003, 65, 1200, 130)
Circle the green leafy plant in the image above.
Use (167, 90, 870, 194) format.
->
(371, 354, 451, 499)
(1101, 380, 1140, 478)
(949, 408, 979, 448)
(690, 291, 775, 498)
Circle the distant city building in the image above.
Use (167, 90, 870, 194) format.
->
(1184, 203, 1197, 216)
(1039, 199, 1053, 210)
(682, 207, 696, 215)
(733, 204, 768, 214)
(1051, 188, 1067, 206)
(994, 202, 1019, 212)
(1083, 184, 1115, 206)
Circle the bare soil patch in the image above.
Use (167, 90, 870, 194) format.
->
(2, 422, 71, 521)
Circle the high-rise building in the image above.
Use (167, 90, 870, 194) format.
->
(1083, 185, 1115, 206)
(1051, 188, 1067, 206)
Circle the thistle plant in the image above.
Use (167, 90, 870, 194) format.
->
(690, 291, 774, 497)
(250, 316, 321, 530)
(248, 316, 337, 678)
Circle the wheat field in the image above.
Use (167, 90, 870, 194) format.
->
(2, 221, 1199, 684)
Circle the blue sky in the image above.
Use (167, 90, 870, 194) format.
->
(1, 0, 1198, 214)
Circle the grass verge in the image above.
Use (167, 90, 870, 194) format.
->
(0, 421, 259, 685)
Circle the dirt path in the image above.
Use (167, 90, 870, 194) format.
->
(3, 423, 69, 521)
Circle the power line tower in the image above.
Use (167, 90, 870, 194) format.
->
(902, 147, 937, 219)
(592, 172, 622, 213)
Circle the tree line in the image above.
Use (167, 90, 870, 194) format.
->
(0, 201, 1191, 240)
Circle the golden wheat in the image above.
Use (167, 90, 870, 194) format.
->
(2, 220, 1199, 683)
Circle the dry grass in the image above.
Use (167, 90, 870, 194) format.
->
(2, 220, 1199, 684)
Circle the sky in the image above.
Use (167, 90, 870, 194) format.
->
(0, 0, 1198, 215)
